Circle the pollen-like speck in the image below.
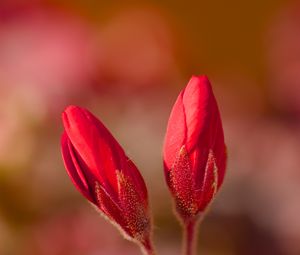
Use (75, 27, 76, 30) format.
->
(211, 151, 219, 196)
(94, 181, 122, 222)
(169, 146, 198, 219)
(117, 171, 150, 242)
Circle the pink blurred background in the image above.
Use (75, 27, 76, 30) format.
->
(1, 1, 300, 254)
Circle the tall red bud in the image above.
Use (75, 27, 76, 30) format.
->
(61, 106, 154, 254)
(163, 76, 227, 224)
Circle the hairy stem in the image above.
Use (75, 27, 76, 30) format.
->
(183, 218, 198, 255)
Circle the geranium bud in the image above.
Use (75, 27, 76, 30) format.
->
(163, 76, 227, 223)
(61, 106, 153, 249)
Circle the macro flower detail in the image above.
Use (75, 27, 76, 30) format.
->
(163, 75, 227, 223)
(61, 106, 154, 253)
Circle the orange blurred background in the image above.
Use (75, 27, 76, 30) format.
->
(1, 0, 300, 254)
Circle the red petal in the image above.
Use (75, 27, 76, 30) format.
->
(211, 114, 226, 188)
(182, 76, 216, 152)
(196, 150, 219, 211)
(163, 76, 214, 171)
(124, 159, 148, 206)
(163, 91, 186, 171)
(61, 133, 94, 202)
(62, 106, 124, 196)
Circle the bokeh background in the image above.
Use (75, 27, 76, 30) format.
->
(1, 0, 300, 254)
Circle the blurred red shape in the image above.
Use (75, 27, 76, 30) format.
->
(0, 6, 97, 113)
(96, 6, 177, 88)
(266, 2, 300, 117)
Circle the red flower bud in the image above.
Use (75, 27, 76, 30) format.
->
(163, 76, 227, 222)
(61, 106, 152, 249)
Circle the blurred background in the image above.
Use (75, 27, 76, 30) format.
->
(0, 0, 300, 254)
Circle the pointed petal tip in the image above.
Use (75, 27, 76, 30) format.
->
(186, 75, 211, 93)
(62, 105, 92, 132)
(190, 74, 209, 83)
(191, 74, 208, 80)
(62, 105, 82, 118)
(63, 105, 81, 113)
(62, 105, 80, 129)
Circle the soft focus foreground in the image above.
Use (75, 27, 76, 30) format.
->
(0, 1, 299, 255)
